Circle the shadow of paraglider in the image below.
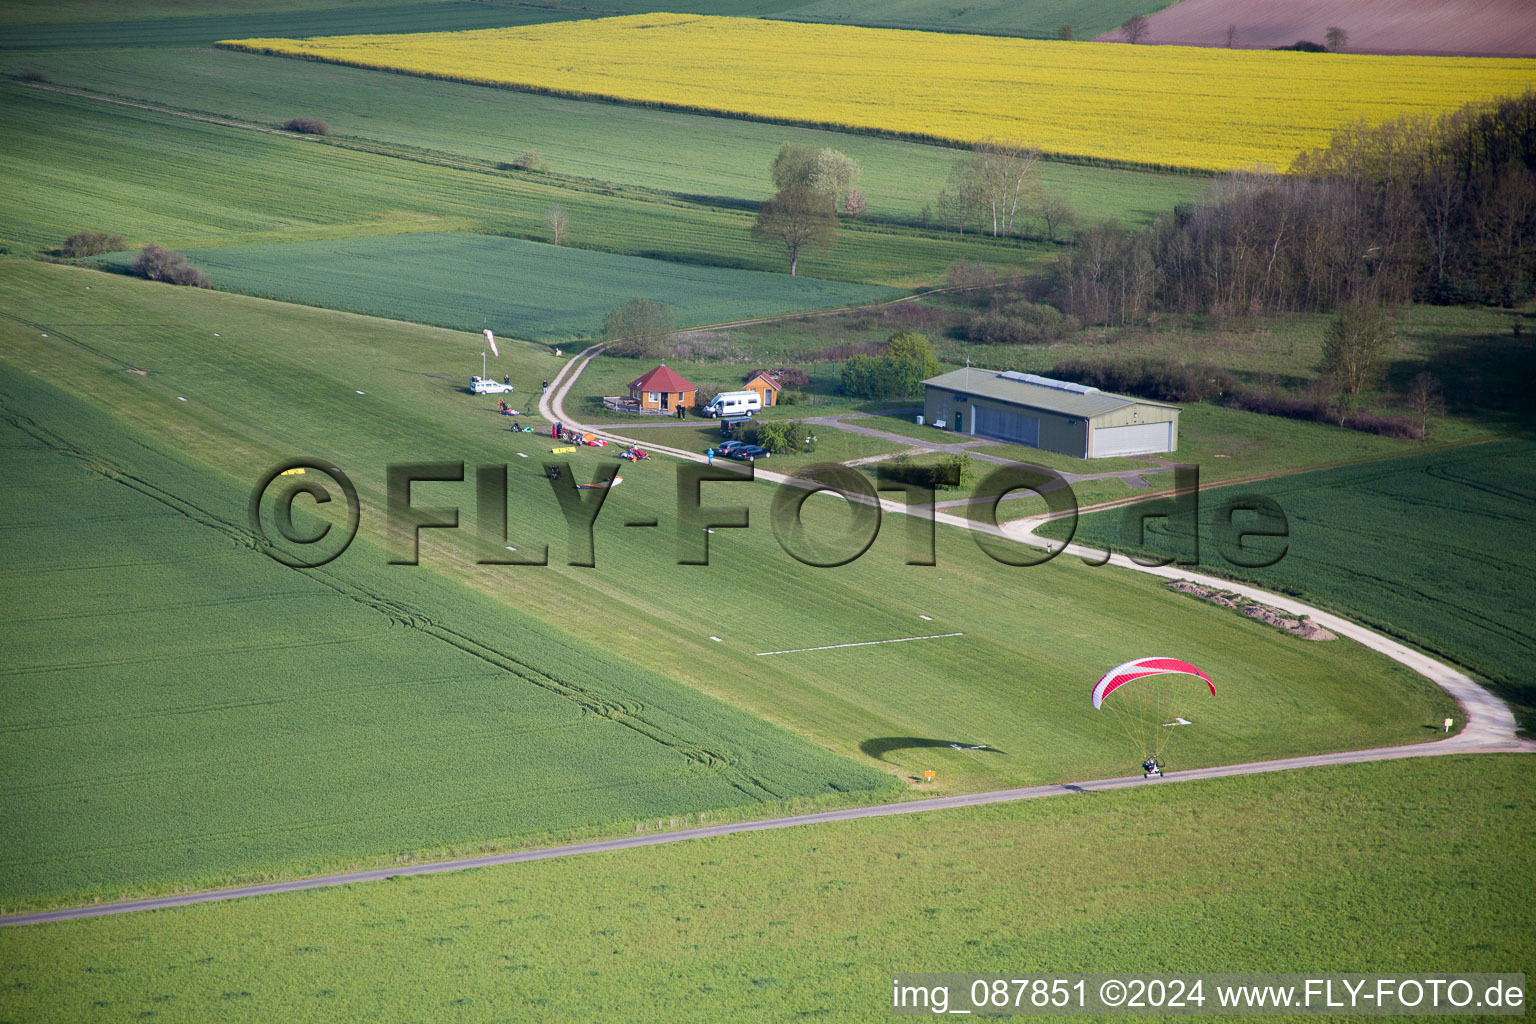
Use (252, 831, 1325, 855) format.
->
(860, 737, 1007, 762)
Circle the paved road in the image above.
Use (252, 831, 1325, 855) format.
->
(6, 730, 1526, 928)
(5, 348, 1528, 928)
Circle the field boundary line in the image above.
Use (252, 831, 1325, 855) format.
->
(755, 633, 963, 656)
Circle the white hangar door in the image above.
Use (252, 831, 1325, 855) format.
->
(1092, 421, 1171, 457)
(972, 405, 1040, 446)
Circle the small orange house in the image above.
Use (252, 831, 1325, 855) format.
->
(628, 364, 698, 413)
(742, 371, 781, 409)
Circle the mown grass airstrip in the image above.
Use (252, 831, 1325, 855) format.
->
(0, 359, 895, 909)
(1, 261, 1457, 906)
(224, 14, 1536, 172)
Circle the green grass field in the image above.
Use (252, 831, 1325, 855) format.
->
(0, 46, 1203, 230)
(1, 755, 1528, 1022)
(0, 263, 1457, 822)
(784, 0, 1177, 40)
(0, 1, 596, 44)
(0, 362, 896, 909)
(1039, 438, 1536, 732)
(0, 83, 1046, 286)
(94, 232, 897, 340)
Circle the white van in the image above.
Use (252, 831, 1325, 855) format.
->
(703, 391, 762, 418)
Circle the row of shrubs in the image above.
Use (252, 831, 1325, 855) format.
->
(1222, 388, 1420, 438)
(879, 452, 974, 490)
(59, 231, 210, 288)
(968, 299, 1080, 345)
(283, 117, 330, 135)
(739, 419, 816, 454)
(129, 245, 210, 287)
(1050, 356, 1419, 437)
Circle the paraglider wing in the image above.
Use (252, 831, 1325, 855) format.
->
(1092, 657, 1213, 709)
(1092, 656, 1214, 763)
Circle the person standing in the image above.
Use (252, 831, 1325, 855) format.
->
(707, 447, 715, 465)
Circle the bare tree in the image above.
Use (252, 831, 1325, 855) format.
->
(1321, 302, 1394, 422)
(1325, 26, 1348, 52)
(1225, 23, 1240, 48)
(1406, 371, 1444, 439)
(545, 204, 569, 246)
(1038, 191, 1077, 242)
(974, 139, 1040, 237)
(1120, 14, 1150, 43)
(938, 156, 985, 235)
(602, 298, 674, 358)
(751, 185, 836, 276)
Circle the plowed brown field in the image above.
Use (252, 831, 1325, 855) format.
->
(1094, 0, 1536, 57)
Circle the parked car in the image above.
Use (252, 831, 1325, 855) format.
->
(726, 444, 770, 462)
(470, 375, 514, 395)
(715, 440, 748, 456)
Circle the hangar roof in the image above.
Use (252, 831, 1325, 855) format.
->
(923, 369, 1179, 419)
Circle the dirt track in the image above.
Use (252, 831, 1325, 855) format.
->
(1093, 0, 1536, 56)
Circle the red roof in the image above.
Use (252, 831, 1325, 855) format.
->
(628, 364, 697, 393)
(745, 371, 781, 390)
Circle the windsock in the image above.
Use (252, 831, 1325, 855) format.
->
(483, 329, 499, 357)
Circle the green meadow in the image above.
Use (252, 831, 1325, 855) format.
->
(1, 755, 1529, 1022)
(0, 362, 895, 909)
(94, 232, 897, 340)
(1039, 438, 1536, 734)
(0, 83, 1042, 286)
(784, 0, 1177, 39)
(0, 3, 1525, 1017)
(0, 46, 1203, 229)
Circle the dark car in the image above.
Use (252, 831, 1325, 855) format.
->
(715, 440, 748, 456)
(727, 444, 770, 462)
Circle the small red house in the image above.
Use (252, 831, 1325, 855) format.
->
(742, 371, 781, 409)
(628, 364, 698, 413)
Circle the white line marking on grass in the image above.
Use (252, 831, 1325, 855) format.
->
(919, 614, 933, 620)
(755, 633, 962, 656)
(709, 636, 722, 642)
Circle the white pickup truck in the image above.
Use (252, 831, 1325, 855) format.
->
(470, 375, 514, 395)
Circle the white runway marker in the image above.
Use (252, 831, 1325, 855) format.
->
(756, 633, 962, 656)
(356, 390, 366, 395)
(709, 636, 722, 642)
(919, 614, 933, 621)
(517, 452, 528, 457)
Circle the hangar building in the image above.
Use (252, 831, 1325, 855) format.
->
(921, 369, 1179, 459)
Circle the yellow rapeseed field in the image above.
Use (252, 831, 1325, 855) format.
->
(224, 14, 1536, 172)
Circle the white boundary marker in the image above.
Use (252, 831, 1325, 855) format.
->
(756, 633, 963, 657)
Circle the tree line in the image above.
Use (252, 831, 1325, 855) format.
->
(1051, 90, 1536, 325)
